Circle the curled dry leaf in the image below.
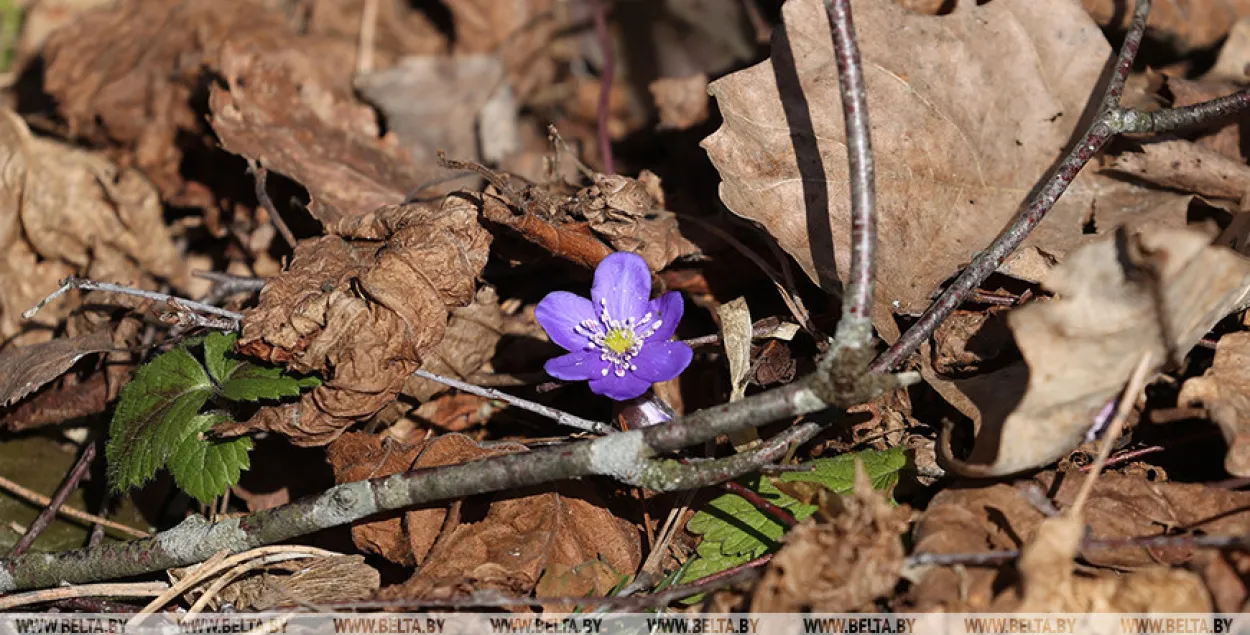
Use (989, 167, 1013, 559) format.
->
(39, 0, 358, 206)
(649, 74, 710, 130)
(704, 0, 1112, 320)
(326, 432, 528, 566)
(0, 107, 187, 346)
(753, 462, 910, 612)
(944, 226, 1250, 477)
(1179, 332, 1250, 477)
(0, 331, 114, 408)
(235, 199, 491, 446)
(209, 35, 428, 226)
(570, 171, 700, 271)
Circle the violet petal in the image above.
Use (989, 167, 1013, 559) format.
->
(535, 291, 597, 352)
(589, 371, 652, 401)
(545, 350, 610, 381)
(632, 341, 693, 383)
(646, 291, 684, 342)
(591, 252, 651, 322)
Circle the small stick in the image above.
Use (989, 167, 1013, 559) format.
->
(8, 442, 98, 557)
(0, 473, 148, 539)
(1068, 352, 1154, 516)
(24, 277, 244, 326)
(824, 0, 877, 351)
(357, 0, 379, 74)
(247, 159, 297, 250)
(413, 368, 614, 435)
(0, 582, 168, 611)
(722, 480, 798, 527)
(592, 0, 616, 174)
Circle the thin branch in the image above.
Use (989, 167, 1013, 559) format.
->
(723, 480, 798, 527)
(193, 270, 266, 307)
(0, 582, 168, 611)
(8, 441, 98, 557)
(1068, 352, 1154, 516)
(0, 364, 908, 592)
(23, 277, 244, 328)
(592, 0, 616, 174)
(247, 159, 297, 250)
(413, 368, 614, 435)
(824, 0, 876, 350)
(0, 472, 148, 540)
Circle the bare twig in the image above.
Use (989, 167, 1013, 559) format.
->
(23, 277, 244, 329)
(1069, 352, 1154, 516)
(871, 0, 1250, 372)
(0, 582, 168, 611)
(824, 0, 876, 351)
(247, 159, 297, 250)
(194, 270, 267, 306)
(592, 0, 616, 174)
(413, 368, 614, 435)
(357, 0, 379, 74)
(0, 473, 148, 539)
(8, 442, 98, 557)
(723, 479, 798, 527)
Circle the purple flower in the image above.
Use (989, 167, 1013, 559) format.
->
(535, 252, 692, 401)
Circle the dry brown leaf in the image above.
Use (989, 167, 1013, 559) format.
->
(326, 432, 527, 566)
(649, 74, 710, 130)
(0, 331, 113, 408)
(1208, 18, 1250, 83)
(944, 226, 1250, 476)
(446, 0, 561, 102)
(907, 483, 1043, 611)
(400, 480, 641, 601)
(1179, 332, 1250, 477)
(1082, 0, 1250, 54)
(304, 0, 447, 64)
(208, 36, 428, 227)
(234, 199, 491, 446)
(403, 286, 511, 402)
(0, 107, 188, 347)
(1102, 139, 1250, 202)
(1016, 515, 1211, 613)
(356, 56, 518, 173)
(753, 461, 910, 611)
(39, 0, 361, 207)
(704, 0, 1113, 320)
(571, 171, 701, 271)
(1, 373, 109, 433)
(18, 0, 113, 60)
(930, 309, 1012, 376)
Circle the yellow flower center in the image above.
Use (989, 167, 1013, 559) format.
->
(603, 328, 637, 355)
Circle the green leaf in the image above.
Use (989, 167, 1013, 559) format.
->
(106, 346, 213, 492)
(205, 331, 320, 401)
(678, 447, 906, 589)
(169, 413, 252, 504)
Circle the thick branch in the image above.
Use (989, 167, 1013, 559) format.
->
(0, 366, 910, 592)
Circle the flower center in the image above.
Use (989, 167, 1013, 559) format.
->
(603, 328, 637, 355)
(574, 298, 664, 378)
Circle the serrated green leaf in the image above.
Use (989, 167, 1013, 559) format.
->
(679, 447, 906, 587)
(168, 413, 252, 504)
(202, 331, 235, 385)
(204, 331, 321, 401)
(218, 364, 320, 402)
(107, 347, 213, 492)
(780, 445, 907, 495)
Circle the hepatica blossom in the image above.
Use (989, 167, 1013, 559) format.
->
(536, 252, 692, 400)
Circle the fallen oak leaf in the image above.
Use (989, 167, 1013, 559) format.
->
(942, 226, 1250, 477)
(703, 0, 1114, 322)
(0, 330, 114, 407)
